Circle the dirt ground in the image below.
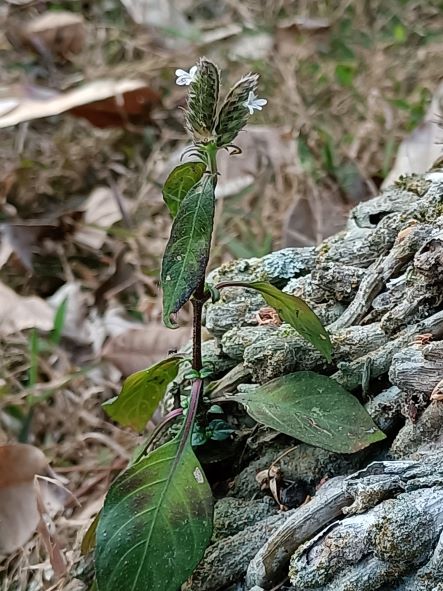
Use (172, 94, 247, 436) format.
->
(0, 0, 442, 589)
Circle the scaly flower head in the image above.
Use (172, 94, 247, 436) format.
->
(214, 72, 259, 148)
(184, 58, 220, 143)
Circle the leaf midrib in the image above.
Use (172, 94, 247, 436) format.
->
(164, 176, 212, 315)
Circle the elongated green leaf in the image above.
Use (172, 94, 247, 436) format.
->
(81, 511, 100, 554)
(161, 175, 215, 328)
(234, 371, 385, 453)
(235, 281, 332, 361)
(95, 437, 213, 591)
(102, 356, 182, 431)
(162, 162, 206, 218)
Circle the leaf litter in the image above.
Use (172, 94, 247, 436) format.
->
(0, 0, 441, 588)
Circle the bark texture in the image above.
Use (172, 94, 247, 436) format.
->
(185, 171, 443, 591)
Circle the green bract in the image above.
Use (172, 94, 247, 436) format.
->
(215, 73, 259, 147)
(185, 57, 220, 142)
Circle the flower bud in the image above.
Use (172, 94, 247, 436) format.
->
(185, 58, 220, 142)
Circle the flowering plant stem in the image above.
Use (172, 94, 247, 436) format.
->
(190, 142, 218, 413)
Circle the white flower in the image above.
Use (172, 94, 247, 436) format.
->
(175, 66, 198, 86)
(244, 91, 267, 115)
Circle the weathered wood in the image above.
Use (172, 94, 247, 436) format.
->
(192, 172, 443, 590)
(288, 453, 443, 591)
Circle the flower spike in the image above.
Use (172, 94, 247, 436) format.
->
(185, 58, 220, 143)
(214, 73, 259, 148)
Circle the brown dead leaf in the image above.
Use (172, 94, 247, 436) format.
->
(276, 15, 331, 59)
(0, 221, 66, 270)
(383, 82, 443, 187)
(228, 32, 273, 61)
(216, 126, 299, 199)
(0, 79, 160, 129)
(283, 185, 349, 247)
(102, 323, 191, 375)
(16, 11, 85, 58)
(278, 15, 331, 32)
(121, 0, 192, 35)
(74, 187, 123, 250)
(69, 85, 161, 128)
(0, 281, 54, 336)
(94, 247, 135, 311)
(0, 444, 48, 554)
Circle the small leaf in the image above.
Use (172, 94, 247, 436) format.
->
(95, 437, 213, 591)
(161, 175, 215, 328)
(162, 162, 206, 218)
(335, 63, 356, 87)
(208, 419, 234, 441)
(234, 371, 385, 453)
(102, 356, 182, 431)
(51, 296, 67, 345)
(233, 281, 332, 361)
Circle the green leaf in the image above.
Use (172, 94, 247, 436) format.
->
(234, 281, 332, 361)
(335, 63, 356, 87)
(95, 437, 213, 591)
(234, 371, 385, 453)
(51, 296, 67, 345)
(81, 511, 100, 554)
(161, 175, 215, 328)
(102, 356, 182, 431)
(162, 162, 206, 218)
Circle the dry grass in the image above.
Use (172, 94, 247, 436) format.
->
(0, 0, 442, 588)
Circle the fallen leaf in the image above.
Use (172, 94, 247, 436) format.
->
(278, 15, 331, 32)
(18, 11, 86, 58)
(275, 15, 331, 59)
(94, 247, 135, 310)
(102, 323, 190, 376)
(0, 98, 19, 117)
(0, 221, 65, 270)
(121, 0, 193, 35)
(46, 281, 94, 346)
(383, 81, 443, 187)
(69, 86, 161, 128)
(283, 186, 349, 247)
(0, 281, 54, 336)
(0, 79, 160, 129)
(216, 126, 299, 199)
(0, 444, 62, 555)
(228, 32, 273, 61)
(74, 187, 123, 250)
